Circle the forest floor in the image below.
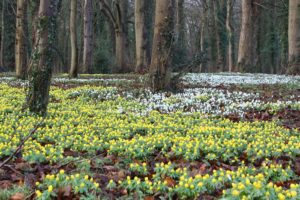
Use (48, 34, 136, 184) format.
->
(0, 73, 300, 200)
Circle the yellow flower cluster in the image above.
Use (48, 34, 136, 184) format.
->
(35, 170, 100, 199)
(0, 83, 299, 199)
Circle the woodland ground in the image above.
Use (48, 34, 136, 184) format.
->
(0, 73, 300, 200)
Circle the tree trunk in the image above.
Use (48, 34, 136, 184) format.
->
(237, 0, 259, 72)
(15, 0, 28, 79)
(135, 0, 147, 73)
(83, 0, 93, 73)
(149, 0, 175, 92)
(287, 0, 300, 75)
(176, 0, 185, 47)
(199, 0, 208, 72)
(212, 0, 223, 72)
(99, 0, 130, 73)
(0, 0, 5, 68)
(226, 0, 234, 72)
(115, 31, 128, 72)
(26, 0, 60, 115)
(69, 0, 78, 77)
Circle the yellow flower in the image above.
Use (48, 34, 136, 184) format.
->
(267, 182, 273, 188)
(198, 182, 203, 187)
(35, 182, 40, 186)
(48, 185, 53, 193)
(80, 183, 85, 188)
(253, 181, 262, 189)
(290, 190, 297, 197)
(238, 183, 245, 190)
(232, 190, 239, 196)
(290, 184, 298, 189)
(278, 193, 285, 200)
(245, 178, 251, 185)
(36, 190, 42, 197)
(59, 169, 65, 174)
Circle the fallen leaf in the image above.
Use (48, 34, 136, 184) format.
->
(10, 193, 25, 200)
(164, 177, 176, 187)
(144, 196, 154, 200)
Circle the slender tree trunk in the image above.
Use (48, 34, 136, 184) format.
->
(226, 0, 234, 72)
(26, 0, 60, 115)
(237, 0, 259, 72)
(212, 0, 223, 72)
(83, 0, 93, 73)
(287, 0, 300, 74)
(199, 0, 208, 72)
(135, 0, 147, 73)
(173, 0, 186, 67)
(149, 0, 175, 92)
(0, 0, 5, 68)
(176, 0, 185, 47)
(15, 0, 28, 79)
(69, 0, 78, 77)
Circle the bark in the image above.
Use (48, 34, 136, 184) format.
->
(149, 0, 176, 92)
(287, 0, 300, 75)
(15, 0, 28, 79)
(135, 0, 148, 73)
(116, 31, 129, 72)
(176, 0, 185, 46)
(226, 0, 234, 72)
(0, 0, 16, 70)
(199, 0, 208, 72)
(212, 0, 223, 72)
(26, 0, 60, 115)
(69, 0, 78, 77)
(0, 0, 5, 67)
(83, 0, 93, 73)
(237, 0, 260, 72)
(99, 0, 130, 72)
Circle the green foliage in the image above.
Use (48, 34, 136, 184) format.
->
(0, 186, 30, 200)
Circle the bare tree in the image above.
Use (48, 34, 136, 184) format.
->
(287, 0, 300, 74)
(99, 0, 130, 72)
(15, 0, 28, 79)
(135, 0, 149, 73)
(237, 0, 260, 72)
(226, 0, 234, 72)
(83, 0, 93, 73)
(149, 0, 176, 91)
(69, 0, 78, 77)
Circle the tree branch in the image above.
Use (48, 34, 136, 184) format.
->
(0, 119, 44, 169)
(98, 0, 117, 29)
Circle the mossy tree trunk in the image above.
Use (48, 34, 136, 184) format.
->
(26, 0, 60, 115)
(149, 0, 176, 92)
